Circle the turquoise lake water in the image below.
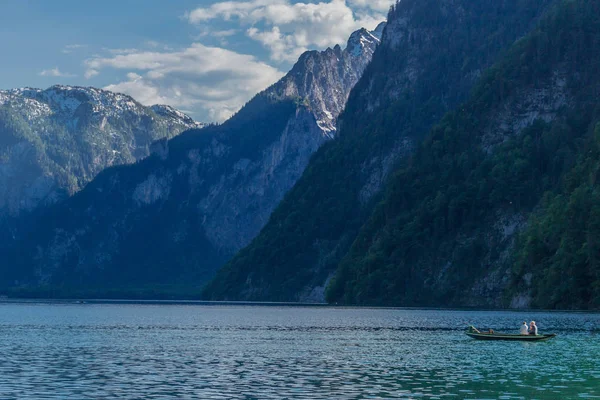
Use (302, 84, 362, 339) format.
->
(0, 303, 598, 399)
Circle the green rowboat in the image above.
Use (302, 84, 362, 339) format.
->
(466, 326, 556, 341)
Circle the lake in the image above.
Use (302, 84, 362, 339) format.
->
(0, 302, 598, 399)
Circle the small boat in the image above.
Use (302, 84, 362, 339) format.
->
(466, 326, 556, 341)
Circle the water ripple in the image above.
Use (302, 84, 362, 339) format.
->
(0, 304, 598, 399)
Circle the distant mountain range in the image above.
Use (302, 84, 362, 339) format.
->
(0, 85, 202, 219)
(0, 25, 383, 297)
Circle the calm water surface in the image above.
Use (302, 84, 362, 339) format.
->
(0, 303, 599, 399)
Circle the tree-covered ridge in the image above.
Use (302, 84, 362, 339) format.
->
(513, 123, 600, 309)
(327, 0, 600, 309)
(203, 0, 553, 302)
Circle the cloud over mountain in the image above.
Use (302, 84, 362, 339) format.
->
(186, 0, 393, 62)
(75, 0, 392, 122)
(86, 43, 285, 121)
(39, 67, 76, 77)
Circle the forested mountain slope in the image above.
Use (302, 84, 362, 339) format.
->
(0, 27, 381, 297)
(328, 0, 600, 310)
(204, 0, 553, 302)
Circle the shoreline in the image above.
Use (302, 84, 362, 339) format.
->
(1, 297, 599, 313)
(0, 298, 328, 307)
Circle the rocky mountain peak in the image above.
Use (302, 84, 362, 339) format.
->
(0, 85, 201, 130)
(150, 104, 205, 128)
(346, 26, 382, 58)
(4, 85, 136, 116)
(268, 23, 385, 135)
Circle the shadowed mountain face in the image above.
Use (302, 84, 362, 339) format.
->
(0, 26, 382, 297)
(0, 85, 203, 219)
(203, 0, 555, 303)
(327, 0, 600, 309)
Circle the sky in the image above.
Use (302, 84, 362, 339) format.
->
(0, 0, 394, 122)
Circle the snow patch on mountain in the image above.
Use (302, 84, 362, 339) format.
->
(347, 28, 382, 58)
(1, 85, 205, 128)
(268, 24, 385, 137)
(0, 85, 204, 217)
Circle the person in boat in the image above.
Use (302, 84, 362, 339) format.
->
(520, 321, 529, 335)
(529, 321, 538, 335)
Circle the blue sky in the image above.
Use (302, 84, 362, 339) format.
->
(0, 0, 393, 122)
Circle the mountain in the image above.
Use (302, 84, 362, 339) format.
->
(203, 0, 555, 303)
(0, 26, 382, 297)
(327, 0, 600, 309)
(196, 25, 384, 254)
(0, 85, 202, 220)
(271, 22, 384, 135)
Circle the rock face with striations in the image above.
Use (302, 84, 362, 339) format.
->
(0, 85, 203, 219)
(200, 24, 385, 253)
(0, 26, 383, 293)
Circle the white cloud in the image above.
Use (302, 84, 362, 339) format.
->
(39, 67, 76, 77)
(192, 28, 241, 47)
(186, 0, 393, 62)
(106, 75, 169, 107)
(186, 0, 286, 23)
(84, 69, 99, 79)
(247, 26, 307, 62)
(61, 44, 87, 54)
(195, 28, 240, 39)
(145, 40, 160, 48)
(212, 29, 239, 37)
(86, 43, 284, 122)
(105, 48, 141, 55)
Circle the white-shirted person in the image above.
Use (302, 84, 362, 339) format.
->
(520, 321, 529, 335)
